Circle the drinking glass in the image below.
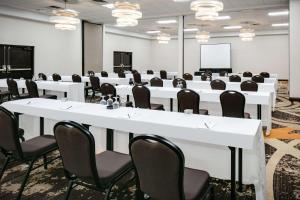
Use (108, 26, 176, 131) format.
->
(99, 93, 107, 105)
(107, 94, 114, 106)
(112, 97, 120, 109)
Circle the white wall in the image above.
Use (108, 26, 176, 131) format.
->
(289, 0, 300, 98)
(103, 33, 152, 72)
(0, 15, 82, 76)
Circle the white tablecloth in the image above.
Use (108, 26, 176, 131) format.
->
(0, 79, 84, 102)
(1, 98, 266, 200)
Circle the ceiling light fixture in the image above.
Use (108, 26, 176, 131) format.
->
(196, 31, 210, 43)
(184, 28, 199, 32)
(223, 25, 242, 29)
(190, 0, 224, 21)
(268, 11, 289, 16)
(112, 2, 142, 27)
(173, 0, 190, 2)
(102, 3, 115, 9)
(157, 19, 177, 24)
(239, 28, 255, 41)
(146, 30, 161, 34)
(216, 15, 231, 20)
(157, 33, 171, 44)
(49, 1, 80, 31)
(272, 23, 289, 27)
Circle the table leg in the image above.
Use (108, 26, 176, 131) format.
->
(170, 98, 173, 112)
(129, 132, 134, 141)
(22, 88, 25, 94)
(257, 104, 262, 120)
(238, 148, 243, 192)
(14, 112, 20, 128)
(64, 92, 67, 98)
(40, 117, 44, 136)
(229, 146, 236, 200)
(127, 95, 130, 102)
(106, 129, 114, 151)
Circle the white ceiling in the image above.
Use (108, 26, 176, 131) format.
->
(0, 0, 289, 34)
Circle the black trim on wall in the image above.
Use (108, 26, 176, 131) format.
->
(183, 15, 185, 74)
(81, 20, 85, 76)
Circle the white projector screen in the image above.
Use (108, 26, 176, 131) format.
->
(200, 43, 231, 69)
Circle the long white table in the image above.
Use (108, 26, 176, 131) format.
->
(116, 85, 272, 132)
(228, 73, 278, 79)
(0, 79, 84, 102)
(1, 98, 266, 200)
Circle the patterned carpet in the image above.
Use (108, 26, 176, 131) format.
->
(0, 81, 299, 200)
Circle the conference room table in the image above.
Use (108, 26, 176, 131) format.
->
(2, 98, 266, 200)
(116, 85, 273, 133)
(162, 80, 277, 110)
(228, 73, 278, 79)
(0, 79, 85, 102)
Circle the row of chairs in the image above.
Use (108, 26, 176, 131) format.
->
(0, 107, 214, 200)
(194, 71, 270, 78)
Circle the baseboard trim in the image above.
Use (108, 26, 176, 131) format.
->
(278, 79, 288, 81)
(289, 97, 300, 102)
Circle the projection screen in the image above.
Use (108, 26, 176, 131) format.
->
(200, 43, 231, 69)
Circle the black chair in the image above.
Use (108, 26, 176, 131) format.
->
(101, 71, 109, 77)
(177, 89, 208, 115)
(72, 74, 92, 98)
(118, 71, 126, 78)
(38, 73, 47, 80)
(183, 73, 193, 81)
(7, 78, 29, 100)
(87, 71, 95, 77)
(132, 70, 138, 74)
(150, 77, 163, 87)
(220, 90, 250, 119)
(260, 72, 270, 78)
(0, 90, 11, 103)
(205, 70, 212, 76)
(147, 70, 154, 75)
(160, 70, 168, 80)
(0, 107, 58, 200)
(132, 85, 164, 110)
(201, 74, 208, 81)
(229, 75, 241, 82)
(219, 71, 227, 77)
(252, 75, 264, 83)
(133, 72, 148, 85)
(52, 73, 61, 81)
(241, 80, 258, 92)
(100, 83, 117, 101)
(54, 121, 133, 200)
(173, 78, 187, 88)
(25, 80, 57, 99)
(129, 134, 214, 200)
(243, 71, 252, 77)
(89, 76, 101, 102)
(210, 79, 226, 90)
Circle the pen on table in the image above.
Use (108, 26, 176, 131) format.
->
(66, 105, 72, 110)
(26, 101, 31, 105)
(128, 114, 131, 119)
(204, 122, 210, 129)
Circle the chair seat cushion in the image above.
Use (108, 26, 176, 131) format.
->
(199, 109, 209, 115)
(85, 86, 92, 90)
(21, 135, 57, 158)
(96, 151, 132, 185)
(0, 91, 10, 96)
(184, 168, 210, 200)
(244, 112, 251, 119)
(150, 103, 164, 111)
(40, 95, 57, 99)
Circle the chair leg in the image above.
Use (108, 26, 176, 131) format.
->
(0, 156, 10, 181)
(64, 180, 74, 200)
(43, 155, 48, 170)
(104, 183, 114, 200)
(16, 160, 35, 200)
(135, 189, 145, 200)
(90, 92, 95, 102)
(210, 186, 215, 200)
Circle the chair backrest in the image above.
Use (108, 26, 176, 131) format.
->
(101, 71, 108, 77)
(133, 72, 142, 84)
(201, 74, 208, 81)
(210, 79, 226, 90)
(183, 73, 193, 81)
(132, 70, 138, 74)
(90, 76, 101, 90)
(220, 90, 245, 118)
(54, 121, 100, 185)
(132, 85, 151, 109)
(87, 71, 95, 77)
(118, 71, 126, 78)
(147, 70, 154, 75)
(25, 79, 39, 98)
(177, 89, 199, 114)
(241, 80, 258, 92)
(129, 135, 185, 200)
(252, 75, 264, 83)
(72, 74, 82, 83)
(229, 75, 241, 82)
(52, 73, 61, 81)
(100, 83, 116, 97)
(0, 107, 23, 158)
(38, 73, 47, 80)
(219, 71, 227, 77)
(260, 72, 270, 78)
(243, 71, 252, 77)
(150, 77, 163, 87)
(7, 78, 20, 97)
(172, 78, 187, 88)
(205, 70, 212, 76)
(160, 70, 167, 80)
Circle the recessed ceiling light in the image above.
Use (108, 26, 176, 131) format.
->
(184, 28, 199, 32)
(173, 0, 190, 2)
(156, 20, 177, 24)
(102, 3, 114, 9)
(146, 30, 161, 34)
(268, 11, 289, 16)
(223, 25, 242, 29)
(216, 15, 231, 20)
(272, 23, 289, 27)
